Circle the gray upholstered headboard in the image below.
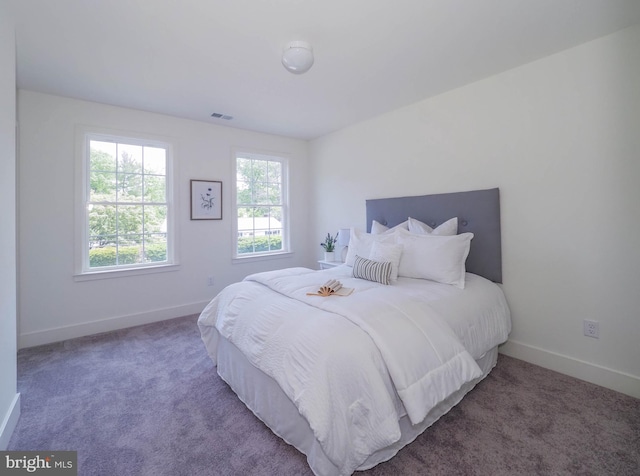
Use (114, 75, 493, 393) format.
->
(366, 188, 502, 283)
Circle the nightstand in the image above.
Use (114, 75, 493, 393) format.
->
(318, 260, 342, 270)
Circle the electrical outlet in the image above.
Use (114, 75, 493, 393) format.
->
(583, 319, 599, 339)
(207, 276, 214, 286)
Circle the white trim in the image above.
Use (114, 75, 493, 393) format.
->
(18, 301, 210, 349)
(231, 251, 294, 264)
(0, 393, 20, 450)
(499, 339, 640, 399)
(73, 263, 180, 281)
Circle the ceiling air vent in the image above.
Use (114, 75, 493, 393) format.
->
(211, 112, 233, 120)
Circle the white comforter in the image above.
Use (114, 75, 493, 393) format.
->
(198, 267, 502, 475)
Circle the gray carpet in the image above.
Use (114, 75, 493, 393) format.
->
(8, 315, 640, 475)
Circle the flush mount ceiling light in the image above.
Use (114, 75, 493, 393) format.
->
(282, 41, 314, 74)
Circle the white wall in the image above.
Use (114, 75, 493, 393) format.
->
(17, 91, 311, 347)
(0, 12, 20, 449)
(310, 24, 640, 398)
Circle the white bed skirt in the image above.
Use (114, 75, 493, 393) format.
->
(216, 335, 499, 476)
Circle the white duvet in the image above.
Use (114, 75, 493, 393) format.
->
(198, 266, 509, 475)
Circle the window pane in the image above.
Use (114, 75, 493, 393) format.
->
(144, 234, 167, 263)
(253, 182, 269, 204)
(90, 172, 117, 202)
(90, 141, 117, 172)
(144, 205, 167, 233)
(237, 158, 252, 182)
(252, 206, 269, 221)
(268, 183, 281, 205)
(237, 208, 254, 232)
(117, 205, 143, 236)
(236, 180, 251, 205)
(144, 175, 166, 202)
(117, 236, 142, 265)
(270, 206, 283, 222)
(237, 208, 256, 255)
(237, 236, 255, 254)
(117, 173, 143, 201)
(143, 146, 166, 175)
(267, 161, 281, 183)
(268, 235, 283, 251)
(252, 160, 268, 181)
(117, 144, 143, 174)
(247, 207, 272, 254)
(89, 244, 118, 268)
(89, 205, 117, 238)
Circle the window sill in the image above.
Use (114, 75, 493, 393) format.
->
(232, 251, 294, 264)
(74, 263, 180, 282)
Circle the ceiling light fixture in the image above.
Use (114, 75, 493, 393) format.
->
(282, 41, 314, 74)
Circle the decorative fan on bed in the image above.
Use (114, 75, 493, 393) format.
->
(307, 279, 354, 297)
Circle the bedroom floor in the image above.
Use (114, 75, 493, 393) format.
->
(8, 315, 640, 475)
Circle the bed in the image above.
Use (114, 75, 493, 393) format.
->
(198, 188, 511, 476)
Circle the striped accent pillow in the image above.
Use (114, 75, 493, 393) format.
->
(353, 255, 392, 285)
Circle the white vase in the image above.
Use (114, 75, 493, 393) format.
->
(324, 251, 335, 262)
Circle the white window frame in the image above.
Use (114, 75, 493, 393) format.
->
(74, 126, 178, 280)
(232, 149, 291, 261)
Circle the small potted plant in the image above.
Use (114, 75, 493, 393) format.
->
(321, 232, 338, 261)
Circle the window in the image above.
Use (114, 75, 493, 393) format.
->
(234, 151, 289, 258)
(78, 131, 174, 274)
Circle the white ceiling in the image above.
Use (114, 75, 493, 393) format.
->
(6, 0, 640, 140)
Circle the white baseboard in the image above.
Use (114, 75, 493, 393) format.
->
(18, 301, 211, 349)
(0, 393, 20, 450)
(499, 339, 640, 400)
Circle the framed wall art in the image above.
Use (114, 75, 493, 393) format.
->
(190, 180, 222, 220)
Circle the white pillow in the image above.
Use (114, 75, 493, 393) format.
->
(395, 228, 473, 288)
(345, 228, 395, 266)
(408, 217, 458, 236)
(369, 240, 403, 281)
(371, 219, 408, 235)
